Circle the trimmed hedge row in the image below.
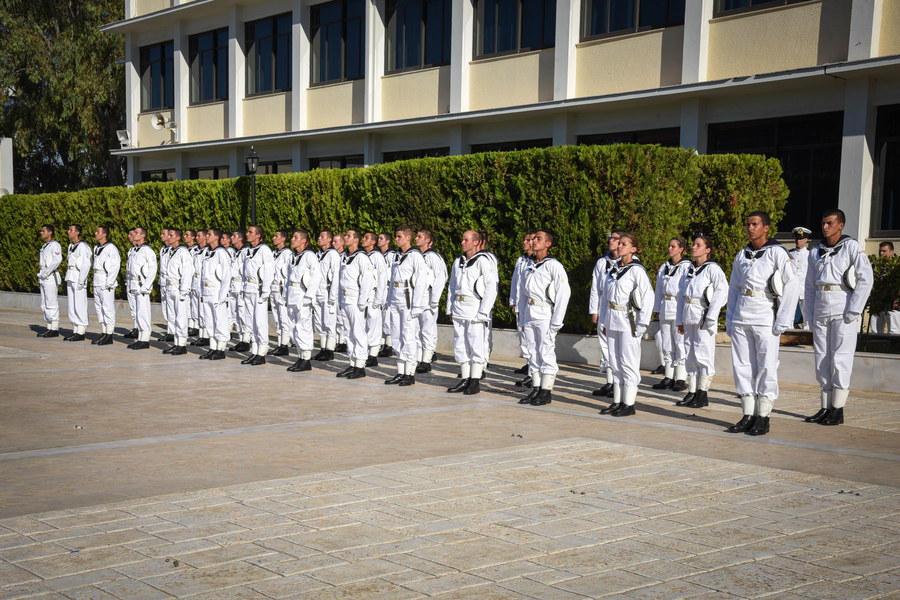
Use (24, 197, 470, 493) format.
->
(0, 144, 789, 333)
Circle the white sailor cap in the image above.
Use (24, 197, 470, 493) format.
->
(791, 226, 812, 238)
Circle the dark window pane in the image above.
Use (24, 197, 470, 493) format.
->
(639, 0, 665, 28)
(497, 0, 518, 51)
(610, 0, 635, 31)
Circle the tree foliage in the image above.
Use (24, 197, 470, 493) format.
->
(0, 0, 124, 193)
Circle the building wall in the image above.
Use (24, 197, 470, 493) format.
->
(307, 82, 365, 130)
(137, 110, 174, 146)
(243, 93, 292, 137)
(468, 50, 555, 111)
(134, 0, 171, 18)
(707, 0, 851, 80)
(882, 0, 900, 57)
(381, 67, 451, 121)
(186, 102, 227, 142)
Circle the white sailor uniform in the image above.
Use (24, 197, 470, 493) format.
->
(804, 235, 873, 417)
(314, 248, 341, 352)
(189, 245, 204, 334)
(447, 250, 499, 383)
(654, 258, 692, 385)
(201, 246, 232, 352)
(788, 244, 810, 328)
(366, 250, 389, 358)
(229, 246, 248, 342)
(338, 250, 375, 368)
(510, 253, 533, 367)
(589, 252, 618, 389)
(382, 249, 399, 349)
(126, 243, 157, 343)
(285, 248, 322, 362)
(164, 245, 194, 346)
(158, 244, 171, 330)
(676, 260, 727, 397)
(38, 239, 63, 331)
(91, 242, 120, 335)
(389, 247, 428, 378)
(243, 243, 275, 355)
(522, 255, 571, 394)
(270, 246, 292, 349)
(418, 248, 448, 367)
(65, 240, 92, 335)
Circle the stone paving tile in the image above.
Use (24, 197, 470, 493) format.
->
(2, 438, 899, 599)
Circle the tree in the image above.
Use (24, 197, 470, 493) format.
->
(0, 0, 124, 193)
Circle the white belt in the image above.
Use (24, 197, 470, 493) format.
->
(456, 295, 477, 302)
(231, 277, 241, 282)
(529, 299, 551, 307)
(290, 281, 305, 287)
(742, 289, 765, 297)
(664, 294, 675, 301)
(342, 290, 358, 297)
(193, 274, 199, 279)
(393, 282, 410, 288)
(685, 297, 699, 305)
(816, 283, 846, 292)
(246, 277, 258, 284)
(608, 301, 627, 311)
(167, 279, 178, 286)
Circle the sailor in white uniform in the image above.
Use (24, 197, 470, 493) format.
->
(241, 225, 275, 365)
(362, 232, 388, 366)
(803, 209, 873, 426)
(335, 230, 375, 379)
(188, 229, 208, 344)
(37, 224, 63, 337)
(596, 232, 653, 416)
(518, 230, 571, 406)
(588, 231, 622, 397)
(198, 228, 232, 360)
(313, 230, 341, 361)
(415, 229, 448, 373)
(285, 230, 322, 373)
(377, 232, 398, 357)
(125, 227, 157, 350)
(162, 229, 194, 355)
(724, 211, 800, 436)
(90, 226, 121, 345)
(158, 228, 172, 342)
(652, 237, 691, 392)
(446, 230, 499, 395)
(268, 230, 293, 357)
(788, 226, 812, 329)
(64, 225, 92, 341)
(510, 233, 534, 378)
(385, 226, 428, 386)
(675, 236, 728, 409)
(228, 231, 251, 352)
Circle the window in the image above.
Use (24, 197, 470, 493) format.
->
(470, 139, 552, 153)
(311, 0, 365, 84)
(383, 148, 449, 162)
(386, 0, 451, 72)
(714, 0, 804, 17)
(259, 160, 293, 174)
(873, 104, 900, 234)
(141, 169, 176, 183)
(310, 155, 365, 169)
(475, 0, 555, 57)
(578, 128, 680, 146)
(189, 166, 230, 180)
(708, 112, 844, 234)
(140, 41, 174, 111)
(582, 0, 684, 40)
(246, 13, 292, 95)
(190, 28, 228, 104)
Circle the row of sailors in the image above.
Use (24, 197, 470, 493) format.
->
(38, 209, 871, 433)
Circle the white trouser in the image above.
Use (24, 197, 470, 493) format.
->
(730, 323, 780, 400)
(288, 303, 315, 354)
(206, 298, 231, 346)
(366, 305, 383, 353)
(270, 292, 290, 345)
(684, 323, 716, 379)
(66, 282, 89, 329)
(245, 291, 269, 351)
(314, 298, 337, 339)
(607, 329, 642, 388)
(337, 304, 348, 342)
(240, 291, 255, 343)
(453, 318, 490, 366)
(872, 310, 900, 334)
(133, 291, 152, 334)
(165, 292, 189, 339)
(812, 315, 858, 392)
(524, 319, 559, 377)
(417, 308, 439, 356)
(658, 319, 685, 367)
(229, 291, 243, 335)
(382, 305, 395, 338)
(516, 313, 532, 364)
(93, 287, 116, 330)
(596, 326, 610, 372)
(39, 277, 60, 327)
(190, 287, 201, 328)
(126, 288, 136, 326)
(160, 287, 169, 323)
(391, 303, 421, 364)
(340, 303, 369, 364)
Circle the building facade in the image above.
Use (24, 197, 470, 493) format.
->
(103, 0, 900, 246)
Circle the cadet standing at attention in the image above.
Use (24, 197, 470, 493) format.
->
(37, 224, 63, 337)
(64, 224, 92, 342)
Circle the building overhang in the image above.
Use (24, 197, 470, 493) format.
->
(100, 0, 232, 34)
(112, 54, 900, 158)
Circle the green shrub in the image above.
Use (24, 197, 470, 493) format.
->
(0, 144, 788, 333)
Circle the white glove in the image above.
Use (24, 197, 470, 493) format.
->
(550, 323, 562, 334)
(772, 325, 787, 336)
(634, 325, 647, 338)
(180, 293, 189, 301)
(327, 302, 335, 314)
(843, 312, 860, 325)
(259, 294, 270, 304)
(704, 320, 717, 336)
(77, 282, 87, 290)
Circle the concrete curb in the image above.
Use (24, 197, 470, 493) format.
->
(4, 290, 897, 393)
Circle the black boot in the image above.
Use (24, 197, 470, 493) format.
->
(39, 329, 60, 338)
(747, 416, 770, 436)
(820, 407, 844, 426)
(652, 377, 674, 390)
(130, 341, 150, 350)
(650, 364, 665, 375)
(188, 327, 199, 337)
(193, 337, 210, 347)
(336, 365, 354, 377)
(209, 350, 226, 360)
(162, 345, 176, 354)
(727, 415, 756, 433)
(249, 354, 266, 365)
(671, 380, 688, 392)
(519, 388, 541, 404)
(162, 333, 174, 342)
(377, 345, 394, 358)
(676, 392, 695, 406)
(599, 403, 619, 415)
(346, 367, 367, 379)
(515, 375, 532, 388)
(334, 342, 348, 353)
(269, 345, 289, 356)
(366, 356, 378, 367)
(687, 390, 708, 408)
(315, 349, 334, 362)
(170, 345, 187, 355)
(530, 389, 551, 406)
(199, 349, 215, 359)
(463, 378, 481, 395)
(96, 334, 113, 346)
(447, 378, 470, 393)
(385, 373, 404, 385)
(240, 354, 256, 364)
(612, 404, 635, 417)
(592, 383, 613, 397)
(229, 341, 250, 352)
(399, 374, 415, 386)
(415, 361, 432, 373)
(804, 408, 829, 423)
(513, 363, 529, 374)
(123, 328, 137, 339)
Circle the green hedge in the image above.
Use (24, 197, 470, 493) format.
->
(0, 144, 788, 333)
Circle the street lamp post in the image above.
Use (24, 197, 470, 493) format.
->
(245, 147, 259, 226)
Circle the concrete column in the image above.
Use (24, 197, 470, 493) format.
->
(125, 32, 140, 150)
(228, 6, 245, 139)
(681, 0, 713, 84)
(365, 0, 386, 122)
(553, 0, 579, 100)
(679, 98, 707, 153)
(363, 133, 381, 166)
(0, 138, 13, 194)
(128, 157, 140, 185)
(173, 20, 188, 144)
(173, 152, 187, 181)
(449, 0, 473, 113)
(292, 8, 306, 131)
(449, 124, 469, 156)
(228, 147, 243, 180)
(291, 142, 309, 172)
(838, 77, 876, 241)
(552, 114, 575, 146)
(125, 0, 135, 20)
(848, 0, 883, 61)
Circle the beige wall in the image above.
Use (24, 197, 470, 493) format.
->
(575, 27, 683, 98)
(469, 50, 554, 111)
(137, 110, 174, 147)
(306, 81, 365, 130)
(134, 0, 172, 17)
(381, 67, 451, 121)
(708, 0, 850, 80)
(242, 93, 292, 137)
(881, 0, 900, 57)
(186, 102, 227, 142)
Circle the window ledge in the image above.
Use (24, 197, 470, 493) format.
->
(244, 91, 292, 100)
(578, 25, 682, 48)
(712, 0, 820, 22)
(471, 47, 552, 65)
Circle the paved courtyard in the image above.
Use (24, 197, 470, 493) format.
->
(0, 305, 898, 599)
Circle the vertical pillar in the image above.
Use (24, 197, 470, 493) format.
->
(848, 0, 883, 61)
(838, 77, 876, 241)
(294, 3, 308, 131)
(291, 142, 309, 172)
(553, 0, 579, 100)
(552, 114, 575, 147)
(363, 133, 381, 166)
(365, 0, 386, 122)
(228, 5, 245, 139)
(681, 0, 713, 84)
(449, 0, 473, 113)
(680, 98, 707, 154)
(173, 20, 188, 144)
(449, 124, 469, 156)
